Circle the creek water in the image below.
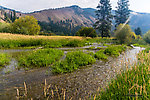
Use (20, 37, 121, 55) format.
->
(0, 46, 144, 99)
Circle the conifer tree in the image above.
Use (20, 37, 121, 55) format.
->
(13, 10, 17, 22)
(10, 12, 13, 21)
(115, 0, 130, 27)
(94, 0, 113, 38)
(134, 27, 142, 36)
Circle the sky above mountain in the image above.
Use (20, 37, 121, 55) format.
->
(0, 0, 149, 13)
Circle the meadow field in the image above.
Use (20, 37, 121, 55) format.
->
(0, 33, 149, 100)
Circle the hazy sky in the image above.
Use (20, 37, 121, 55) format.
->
(0, 0, 150, 13)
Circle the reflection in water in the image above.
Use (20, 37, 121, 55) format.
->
(0, 47, 144, 99)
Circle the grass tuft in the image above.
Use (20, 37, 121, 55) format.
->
(52, 51, 96, 73)
(18, 49, 64, 68)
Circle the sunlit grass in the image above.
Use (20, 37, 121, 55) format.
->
(17, 48, 64, 68)
(0, 53, 10, 68)
(96, 48, 150, 100)
(0, 33, 84, 40)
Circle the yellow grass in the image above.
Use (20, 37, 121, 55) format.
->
(0, 33, 84, 40)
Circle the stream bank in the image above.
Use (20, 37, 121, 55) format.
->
(0, 46, 144, 99)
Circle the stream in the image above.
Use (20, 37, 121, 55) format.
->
(0, 46, 144, 99)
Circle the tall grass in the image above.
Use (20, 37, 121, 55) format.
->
(86, 37, 118, 44)
(18, 49, 64, 68)
(0, 33, 119, 48)
(96, 48, 150, 100)
(0, 33, 87, 48)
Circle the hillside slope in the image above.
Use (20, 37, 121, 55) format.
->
(26, 5, 96, 27)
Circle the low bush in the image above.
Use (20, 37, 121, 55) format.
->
(115, 24, 136, 44)
(0, 53, 10, 68)
(95, 50, 108, 60)
(18, 49, 64, 68)
(76, 27, 97, 38)
(143, 30, 150, 44)
(52, 51, 96, 73)
(104, 45, 126, 56)
(65, 39, 87, 47)
(86, 37, 118, 44)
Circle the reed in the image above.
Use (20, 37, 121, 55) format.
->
(96, 48, 150, 100)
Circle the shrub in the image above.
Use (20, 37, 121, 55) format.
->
(52, 51, 96, 73)
(95, 50, 108, 60)
(18, 49, 64, 68)
(76, 27, 97, 38)
(0, 53, 10, 68)
(0, 22, 11, 33)
(11, 16, 40, 35)
(66, 39, 86, 47)
(115, 24, 136, 44)
(104, 45, 126, 57)
(143, 30, 150, 44)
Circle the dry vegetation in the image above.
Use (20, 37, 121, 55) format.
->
(0, 33, 84, 40)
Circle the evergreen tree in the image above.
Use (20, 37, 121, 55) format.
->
(94, 0, 113, 38)
(10, 12, 13, 21)
(4, 12, 8, 21)
(115, 0, 130, 27)
(134, 27, 142, 36)
(13, 10, 17, 22)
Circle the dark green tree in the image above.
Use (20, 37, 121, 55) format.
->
(76, 27, 97, 38)
(10, 12, 13, 21)
(94, 0, 113, 38)
(115, 0, 130, 27)
(4, 12, 8, 21)
(134, 27, 142, 36)
(13, 10, 17, 22)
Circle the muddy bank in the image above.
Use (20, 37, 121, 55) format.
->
(0, 47, 144, 99)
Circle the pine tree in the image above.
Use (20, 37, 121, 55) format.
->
(4, 12, 8, 21)
(94, 0, 113, 38)
(115, 0, 130, 27)
(10, 12, 13, 21)
(13, 10, 17, 22)
(134, 27, 142, 36)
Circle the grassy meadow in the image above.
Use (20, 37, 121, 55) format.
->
(0, 33, 149, 99)
(0, 33, 87, 48)
(0, 33, 118, 48)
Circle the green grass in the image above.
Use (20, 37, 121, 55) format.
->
(86, 37, 118, 44)
(0, 39, 88, 48)
(95, 50, 108, 61)
(52, 51, 96, 73)
(104, 45, 127, 57)
(18, 49, 64, 68)
(0, 53, 10, 68)
(96, 48, 150, 100)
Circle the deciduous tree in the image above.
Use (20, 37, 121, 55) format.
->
(11, 16, 40, 35)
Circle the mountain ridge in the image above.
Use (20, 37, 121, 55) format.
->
(1, 5, 150, 33)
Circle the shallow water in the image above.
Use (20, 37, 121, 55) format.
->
(0, 46, 144, 99)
